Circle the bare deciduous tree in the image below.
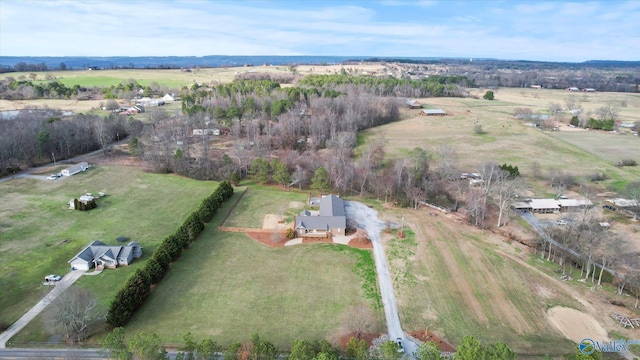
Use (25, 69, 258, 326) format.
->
(46, 286, 105, 344)
(494, 174, 522, 227)
(341, 303, 377, 340)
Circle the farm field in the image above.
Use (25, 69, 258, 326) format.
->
(0, 66, 291, 89)
(364, 88, 640, 187)
(125, 231, 380, 349)
(0, 165, 217, 327)
(383, 209, 590, 356)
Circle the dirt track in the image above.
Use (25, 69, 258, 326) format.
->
(394, 207, 639, 356)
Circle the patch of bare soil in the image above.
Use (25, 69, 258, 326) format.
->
(348, 229, 373, 249)
(245, 231, 288, 247)
(407, 330, 456, 353)
(547, 306, 609, 343)
(88, 152, 149, 168)
(262, 214, 289, 230)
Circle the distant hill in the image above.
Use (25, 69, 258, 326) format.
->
(1, 55, 639, 72)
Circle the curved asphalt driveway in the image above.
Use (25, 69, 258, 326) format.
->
(345, 201, 418, 357)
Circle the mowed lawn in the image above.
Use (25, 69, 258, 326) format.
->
(385, 210, 578, 355)
(222, 185, 308, 228)
(126, 230, 377, 349)
(364, 88, 640, 187)
(0, 166, 217, 326)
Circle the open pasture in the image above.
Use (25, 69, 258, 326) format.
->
(0, 166, 216, 326)
(365, 88, 639, 185)
(384, 210, 579, 355)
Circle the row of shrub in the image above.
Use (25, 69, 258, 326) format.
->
(106, 181, 234, 327)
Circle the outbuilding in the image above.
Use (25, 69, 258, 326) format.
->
(419, 109, 446, 116)
(406, 99, 421, 109)
(61, 162, 89, 176)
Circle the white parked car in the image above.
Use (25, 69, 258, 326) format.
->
(47, 174, 58, 180)
(555, 220, 569, 226)
(45, 274, 62, 282)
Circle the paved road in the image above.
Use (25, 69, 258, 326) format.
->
(0, 348, 186, 359)
(345, 202, 418, 357)
(0, 348, 107, 359)
(0, 270, 85, 348)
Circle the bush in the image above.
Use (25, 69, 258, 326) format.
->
(617, 159, 637, 167)
(590, 172, 608, 182)
(483, 90, 494, 100)
(473, 124, 485, 134)
(286, 228, 296, 239)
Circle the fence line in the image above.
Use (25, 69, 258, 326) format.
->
(218, 186, 249, 226)
(218, 227, 283, 233)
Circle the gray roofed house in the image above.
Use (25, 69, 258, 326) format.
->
(296, 194, 346, 236)
(68, 240, 142, 271)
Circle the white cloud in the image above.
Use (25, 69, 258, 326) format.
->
(0, 0, 638, 61)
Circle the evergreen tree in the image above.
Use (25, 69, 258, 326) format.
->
(311, 167, 330, 193)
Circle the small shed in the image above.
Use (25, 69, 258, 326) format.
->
(61, 162, 89, 176)
(419, 109, 446, 116)
(406, 99, 421, 109)
(604, 198, 639, 211)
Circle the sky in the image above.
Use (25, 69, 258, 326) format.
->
(1, 0, 639, 62)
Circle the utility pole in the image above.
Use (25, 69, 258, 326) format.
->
(400, 216, 405, 237)
(425, 300, 432, 338)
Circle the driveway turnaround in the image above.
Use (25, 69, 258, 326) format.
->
(0, 269, 85, 348)
(345, 201, 418, 357)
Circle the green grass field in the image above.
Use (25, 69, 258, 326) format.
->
(125, 231, 380, 349)
(1, 66, 291, 89)
(0, 166, 217, 326)
(385, 211, 578, 355)
(222, 185, 308, 228)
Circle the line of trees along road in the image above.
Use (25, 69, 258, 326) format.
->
(100, 328, 525, 360)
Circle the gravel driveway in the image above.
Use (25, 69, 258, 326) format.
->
(345, 201, 418, 357)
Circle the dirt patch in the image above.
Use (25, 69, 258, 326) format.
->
(547, 306, 609, 343)
(87, 152, 150, 168)
(262, 214, 288, 230)
(348, 236, 373, 249)
(246, 231, 288, 247)
(407, 330, 456, 353)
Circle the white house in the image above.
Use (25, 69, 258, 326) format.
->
(61, 162, 89, 176)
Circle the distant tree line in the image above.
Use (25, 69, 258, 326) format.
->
(0, 111, 139, 175)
